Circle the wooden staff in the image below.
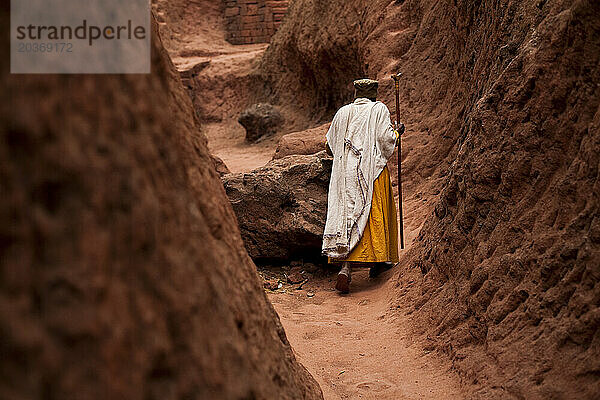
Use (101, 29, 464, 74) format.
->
(391, 72, 405, 249)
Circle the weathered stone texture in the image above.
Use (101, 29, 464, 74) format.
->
(0, 11, 322, 400)
(223, 151, 332, 262)
(273, 123, 329, 159)
(239, 103, 284, 142)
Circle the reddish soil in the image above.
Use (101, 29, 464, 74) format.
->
(265, 265, 465, 399)
(254, 157, 459, 398)
(203, 119, 282, 173)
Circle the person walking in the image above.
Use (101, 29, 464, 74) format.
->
(322, 78, 404, 294)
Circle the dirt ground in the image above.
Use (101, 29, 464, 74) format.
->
(177, 43, 279, 173)
(263, 265, 464, 399)
(176, 39, 289, 173)
(257, 179, 464, 399)
(203, 119, 284, 173)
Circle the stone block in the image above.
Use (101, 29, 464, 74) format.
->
(225, 7, 240, 17)
(242, 15, 261, 24)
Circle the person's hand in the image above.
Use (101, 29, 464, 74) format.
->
(394, 121, 405, 137)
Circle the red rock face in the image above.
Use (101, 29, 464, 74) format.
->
(272, 123, 329, 159)
(257, 0, 372, 124)
(259, 0, 600, 397)
(0, 12, 322, 400)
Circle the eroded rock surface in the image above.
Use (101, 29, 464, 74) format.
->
(0, 11, 322, 400)
(256, 1, 371, 124)
(211, 154, 231, 176)
(152, 0, 268, 124)
(239, 103, 284, 142)
(223, 151, 332, 262)
(273, 123, 329, 159)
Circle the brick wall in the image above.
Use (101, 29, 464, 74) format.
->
(224, 0, 289, 45)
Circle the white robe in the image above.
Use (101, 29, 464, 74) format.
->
(322, 98, 397, 259)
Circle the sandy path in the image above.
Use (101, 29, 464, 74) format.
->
(268, 268, 464, 399)
(203, 118, 285, 173)
(264, 183, 458, 399)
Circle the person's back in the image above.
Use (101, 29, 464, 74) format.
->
(322, 79, 404, 294)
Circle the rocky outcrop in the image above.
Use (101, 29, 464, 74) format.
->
(239, 103, 284, 142)
(238, 103, 283, 142)
(223, 151, 332, 262)
(151, 0, 226, 58)
(152, 0, 265, 124)
(179, 60, 210, 91)
(273, 123, 329, 159)
(258, 0, 600, 398)
(391, 2, 600, 397)
(211, 154, 231, 176)
(0, 11, 322, 400)
(255, 0, 375, 125)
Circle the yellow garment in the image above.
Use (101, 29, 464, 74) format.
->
(329, 165, 399, 264)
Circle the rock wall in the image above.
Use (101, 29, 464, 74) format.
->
(272, 123, 329, 159)
(257, 0, 600, 398)
(0, 9, 322, 400)
(392, 2, 600, 398)
(225, 0, 290, 45)
(151, 0, 226, 57)
(256, 0, 372, 125)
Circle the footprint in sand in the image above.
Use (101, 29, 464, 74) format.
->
(334, 304, 348, 314)
(302, 330, 322, 340)
(356, 380, 393, 392)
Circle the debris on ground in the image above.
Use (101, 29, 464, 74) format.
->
(263, 279, 280, 291)
(287, 267, 305, 284)
(296, 279, 310, 290)
(258, 262, 337, 297)
(238, 103, 283, 142)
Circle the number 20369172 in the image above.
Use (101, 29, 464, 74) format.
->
(17, 42, 73, 53)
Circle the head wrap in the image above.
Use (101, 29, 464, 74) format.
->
(353, 78, 379, 99)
